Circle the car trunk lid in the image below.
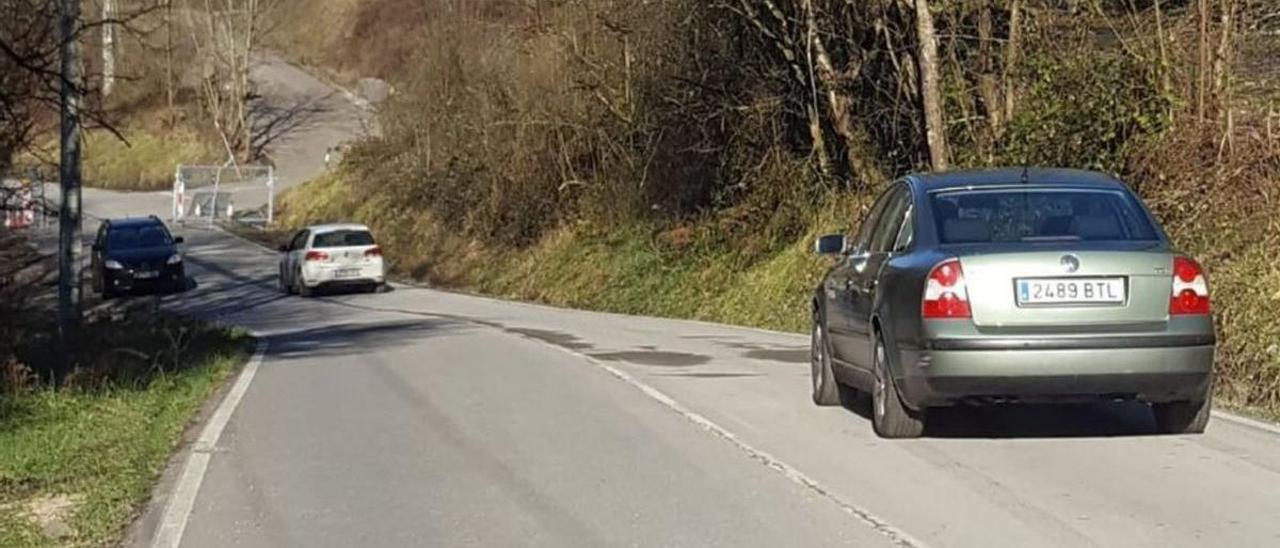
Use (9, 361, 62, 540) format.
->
(957, 244, 1172, 330)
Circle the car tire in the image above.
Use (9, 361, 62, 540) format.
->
(297, 273, 314, 298)
(810, 318, 840, 406)
(1153, 394, 1211, 435)
(871, 335, 925, 439)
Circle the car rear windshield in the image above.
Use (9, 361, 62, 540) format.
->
(312, 230, 375, 248)
(108, 224, 172, 249)
(931, 189, 1159, 244)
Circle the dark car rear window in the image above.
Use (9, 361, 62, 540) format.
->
(931, 189, 1159, 244)
(108, 224, 172, 249)
(312, 230, 375, 248)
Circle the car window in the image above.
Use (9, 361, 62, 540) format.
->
(931, 188, 1159, 244)
(312, 230, 375, 248)
(851, 185, 897, 253)
(107, 224, 172, 250)
(290, 231, 308, 250)
(893, 204, 915, 252)
(869, 186, 910, 253)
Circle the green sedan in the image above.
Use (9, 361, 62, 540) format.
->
(811, 168, 1214, 438)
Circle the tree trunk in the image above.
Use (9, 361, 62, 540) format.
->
(913, 0, 950, 170)
(803, 0, 881, 186)
(1003, 0, 1022, 125)
(1153, 0, 1173, 124)
(1213, 0, 1235, 102)
(102, 0, 116, 98)
(1197, 0, 1210, 122)
(976, 1, 1003, 139)
(165, 0, 175, 118)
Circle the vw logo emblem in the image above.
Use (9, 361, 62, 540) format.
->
(1060, 254, 1081, 273)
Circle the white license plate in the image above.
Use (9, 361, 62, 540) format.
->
(1016, 278, 1125, 305)
(334, 268, 361, 279)
(135, 271, 159, 279)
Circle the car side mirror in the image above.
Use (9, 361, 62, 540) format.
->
(91, 244, 102, 252)
(814, 234, 846, 256)
(277, 244, 290, 252)
(173, 236, 185, 244)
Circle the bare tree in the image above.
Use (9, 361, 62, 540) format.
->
(102, 0, 117, 98)
(187, 0, 273, 163)
(911, 0, 949, 170)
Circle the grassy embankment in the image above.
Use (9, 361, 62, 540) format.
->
(0, 232, 252, 546)
(266, 1, 1280, 418)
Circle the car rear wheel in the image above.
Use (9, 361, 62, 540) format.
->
(1153, 393, 1211, 434)
(810, 319, 840, 406)
(295, 270, 314, 297)
(871, 335, 925, 439)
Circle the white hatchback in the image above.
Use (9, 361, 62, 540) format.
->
(278, 223, 385, 296)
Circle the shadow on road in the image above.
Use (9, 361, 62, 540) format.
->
(248, 93, 335, 160)
(266, 318, 462, 362)
(836, 386, 1163, 439)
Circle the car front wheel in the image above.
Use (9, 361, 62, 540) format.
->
(871, 335, 925, 439)
(810, 318, 840, 406)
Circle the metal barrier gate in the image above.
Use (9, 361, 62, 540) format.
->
(172, 164, 275, 226)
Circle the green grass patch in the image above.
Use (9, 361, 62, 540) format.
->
(81, 123, 221, 191)
(0, 321, 251, 547)
(22, 120, 221, 192)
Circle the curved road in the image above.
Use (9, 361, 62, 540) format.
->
(67, 57, 1280, 547)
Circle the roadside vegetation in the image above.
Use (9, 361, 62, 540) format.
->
(4, 2, 270, 191)
(276, 1, 1278, 416)
(0, 231, 252, 546)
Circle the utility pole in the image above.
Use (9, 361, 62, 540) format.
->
(102, 0, 116, 98)
(58, 0, 84, 370)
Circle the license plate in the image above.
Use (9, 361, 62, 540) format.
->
(335, 268, 361, 279)
(135, 270, 159, 280)
(1016, 278, 1125, 305)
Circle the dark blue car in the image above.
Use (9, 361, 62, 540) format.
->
(91, 216, 186, 298)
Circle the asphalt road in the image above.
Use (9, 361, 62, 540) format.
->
(47, 55, 1280, 547)
(88, 222, 1277, 548)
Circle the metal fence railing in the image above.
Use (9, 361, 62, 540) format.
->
(172, 164, 274, 227)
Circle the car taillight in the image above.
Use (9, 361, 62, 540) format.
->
(1170, 256, 1210, 315)
(922, 258, 971, 319)
(364, 246, 382, 258)
(304, 250, 329, 262)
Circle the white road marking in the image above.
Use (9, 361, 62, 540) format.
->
(151, 337, 269, 548)
(515, 334, 929, 548)
(1213, 410, 1280, 436)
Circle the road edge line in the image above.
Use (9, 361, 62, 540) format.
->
(150, 335, 269, 548)
(522, 338, 927, 548)
(1212, 410, 1280, 436)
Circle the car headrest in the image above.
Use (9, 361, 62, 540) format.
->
(934, 199, 959, 220)
(943, 218, 991, 243)
(1071, 215, 1123, 240)
(1039, 215, 1074, 237)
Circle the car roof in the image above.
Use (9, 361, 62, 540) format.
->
(906, 168, 1127, 192)
(307, 223, 370, 233)
(105, 216, 166, 228)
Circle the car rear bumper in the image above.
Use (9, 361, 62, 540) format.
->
(897, 338, 1214, 408)
(301, 263, 384, 288)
